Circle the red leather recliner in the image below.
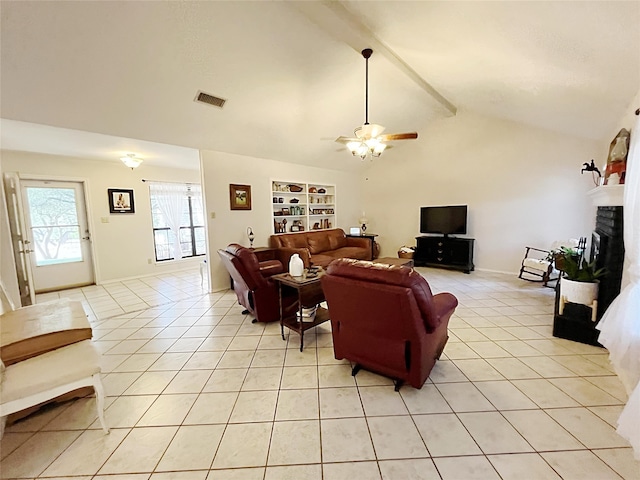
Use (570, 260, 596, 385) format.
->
(321, 258, 458, 390)
(217, 244, 298, 323)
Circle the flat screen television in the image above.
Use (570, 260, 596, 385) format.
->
(420, 205, 467, 236)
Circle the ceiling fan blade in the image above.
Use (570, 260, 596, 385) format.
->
(379, 132, 418, 141)
(335, 136, 359, 144)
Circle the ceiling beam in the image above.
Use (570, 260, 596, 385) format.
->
(293, 1, 457, 116)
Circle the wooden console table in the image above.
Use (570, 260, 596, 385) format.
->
(272, 270, 329, 351)
(414, 236, 474, 273)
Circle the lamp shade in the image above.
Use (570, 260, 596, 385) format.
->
(121, 154, 143, 169)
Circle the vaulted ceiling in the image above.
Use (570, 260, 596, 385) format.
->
(1, 1, 639, 171)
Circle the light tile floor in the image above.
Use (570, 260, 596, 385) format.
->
(2, 267, 639, 479)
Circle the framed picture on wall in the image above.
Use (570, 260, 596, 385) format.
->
(108, 188, 135, 213)
(229, 184, 252, 210)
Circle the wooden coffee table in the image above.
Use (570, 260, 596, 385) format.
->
(375, 257, 415, 268)
(272, 270, 329, 351)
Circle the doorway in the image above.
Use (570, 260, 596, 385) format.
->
(20, 179, 94, 293)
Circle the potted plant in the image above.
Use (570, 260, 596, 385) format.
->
(557, 249, 606, 321)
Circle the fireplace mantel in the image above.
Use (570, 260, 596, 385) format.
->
(587, 185, 624, 207)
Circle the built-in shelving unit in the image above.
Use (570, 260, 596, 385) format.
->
(272, 181, 336, 234)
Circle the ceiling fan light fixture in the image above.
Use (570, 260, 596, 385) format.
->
(356, 123, 385, 139)
(334, 49, 416, 160)
(120, 153, 143, 169)
(373, 143, 387, 155)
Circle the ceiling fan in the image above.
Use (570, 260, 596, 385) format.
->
(336, 48, 418, 160)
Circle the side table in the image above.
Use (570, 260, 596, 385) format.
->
(272, 270, 330, 351)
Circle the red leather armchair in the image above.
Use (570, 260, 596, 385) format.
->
(321, 258, 458, 390)
(217, 244, 297, 323)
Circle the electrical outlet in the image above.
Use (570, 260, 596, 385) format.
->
(210, 212, 216, 219)
(147, 259, 153, 264)
(101, 217, 109, 223)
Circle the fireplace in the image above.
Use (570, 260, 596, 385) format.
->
(593, 206, 625, 319)
(553, 187, 625, 345)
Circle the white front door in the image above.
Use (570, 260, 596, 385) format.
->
(21, 180, 94, 293)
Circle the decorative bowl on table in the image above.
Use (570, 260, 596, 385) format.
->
(288, 185, 303, 192)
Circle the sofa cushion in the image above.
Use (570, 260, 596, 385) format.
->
(279, 234, 309, 249)
(0, 340, 100, 404)
(309, 254, 335, 268)
(328, 231, 347, 250)
(0, 299, 92, 366)
(308, 234, 332, 254)
(329, 247, 371, 261)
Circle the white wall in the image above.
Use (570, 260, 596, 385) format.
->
(201, 150, 363, 291)
(1, 150, 201, 284)
(361, 110, 599, 273)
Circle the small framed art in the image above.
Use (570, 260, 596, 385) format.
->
(108, 188, 135, 213)
(229, 184, 252, 210)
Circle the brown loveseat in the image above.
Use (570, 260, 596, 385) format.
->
(321, 258, 458, 390)
(269, 228, 371, 268)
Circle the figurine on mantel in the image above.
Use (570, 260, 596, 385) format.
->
(603, 129, 630, 185)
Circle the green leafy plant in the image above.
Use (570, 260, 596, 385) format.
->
(560, 251, 607, 282)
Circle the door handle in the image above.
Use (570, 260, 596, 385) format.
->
(20, 249, 34, 254)
(82, 236, 91, 240)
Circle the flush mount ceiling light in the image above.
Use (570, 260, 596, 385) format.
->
(120, 153, 143, 169)
(336, 48, 418, 160)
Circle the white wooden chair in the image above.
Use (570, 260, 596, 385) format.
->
(0, 340, 109, 438)
(0, 281, 109, 438)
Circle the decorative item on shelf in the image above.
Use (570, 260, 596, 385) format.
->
(318, 188, 326, 194)
(288, 184, 303, 193)
(289, 253, 304, 277)
(581, 159, 602, 187)
(282, 208, 290, 215)
(359, 212, 369, 233)
(313, 222, 320, 230)
(309, 187, 317, 193)
(247, 227, 255, 248)
(299, 306, 317, 322)
(291, 198, 299, 203)
(278, 197, 284, 203)
(273, 197, 278, 203)
(604, 129, 630, 185)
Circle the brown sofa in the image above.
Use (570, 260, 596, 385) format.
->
(269, 228, 371, 268)
(321, 258, 458, 390)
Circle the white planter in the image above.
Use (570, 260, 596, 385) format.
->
(560, 278, 599, 305)
(559, 277, 599, 321)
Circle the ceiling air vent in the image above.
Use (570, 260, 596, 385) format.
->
(195, 91, 226, 108)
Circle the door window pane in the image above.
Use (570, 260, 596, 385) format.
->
(26, 187, 83, 266)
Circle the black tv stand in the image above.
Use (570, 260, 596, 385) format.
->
(414, 235, 475, 273)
